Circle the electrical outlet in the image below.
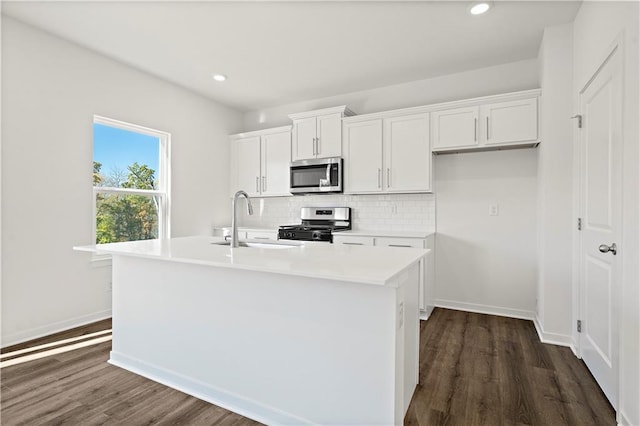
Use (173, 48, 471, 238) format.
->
(489, 204, 499, 216)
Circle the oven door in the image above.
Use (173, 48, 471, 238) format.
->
(290, 158, 342, 194)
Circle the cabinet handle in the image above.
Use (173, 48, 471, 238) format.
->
(377, 168, 381, 188)
(474, 118, 477, 141)
(316, 137, 320, 155)
(387, 168, 391, 188)
(389, 244, 412, 248)
(312, 137, 316, 155)
(255, 176, 259, 193)
(343, 242, 364, 245)
(486, 117, 490, 140)
(253, 237, 270, 240)
(262, 176, 266, 192)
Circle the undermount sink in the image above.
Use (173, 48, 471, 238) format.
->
(212, 240, 299, 249)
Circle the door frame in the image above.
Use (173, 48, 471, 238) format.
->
(572, 33, 625, 416)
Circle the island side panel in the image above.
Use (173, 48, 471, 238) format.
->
(109, 254, 409, 426)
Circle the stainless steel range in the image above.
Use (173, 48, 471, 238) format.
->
(278, 207, 351, 243)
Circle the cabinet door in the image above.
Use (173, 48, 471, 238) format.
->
(233, 136, 261, 197)
(292, 117, 316, 161)
(431, 106, 479, 150)
(261, 131, 291, 196)
(423, 234, 435, 318)
(343, 119, 383, 193)
(246, 230, 277, 241)
(481, 97, 538, 146)
(384, 113, 431, 192)
(316, 112, 343, 158)
(333, 235, 375, 246)
(375, 237, 426, 311)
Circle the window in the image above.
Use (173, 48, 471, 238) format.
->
(93, 116, 170, 244)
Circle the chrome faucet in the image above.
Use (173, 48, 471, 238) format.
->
(231, 190, 253, 248)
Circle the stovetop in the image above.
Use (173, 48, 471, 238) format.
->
(278, 207, 351, 242)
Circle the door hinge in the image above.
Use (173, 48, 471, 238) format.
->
(571, 114, 583, 128)
(577, 320, 582, 333)
(577, 218, 582, 231)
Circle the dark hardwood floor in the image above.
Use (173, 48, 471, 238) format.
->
(1, 308, 615, 425)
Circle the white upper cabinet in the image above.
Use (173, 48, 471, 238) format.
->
(230, 126, 291, 197)
(343, 119, 383, 193)
(289, 106, 355, 161)
(343, 113, 431, 194)
(431, 90, 540, 153)
(431, 106, 479, 150)
(261, 131, 292, 196)
(232, 136, 261, 197)
(482, 97, 538, 146)
(291, 116, 316, 160)
(384, 113, 431, 193)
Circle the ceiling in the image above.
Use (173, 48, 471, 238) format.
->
(2, 1, 581, 112)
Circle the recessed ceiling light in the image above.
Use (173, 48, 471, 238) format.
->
(469, 1, 492, 15)
(212, 74, 227, 82)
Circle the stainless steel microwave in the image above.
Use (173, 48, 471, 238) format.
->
(290, 157, 343, 194)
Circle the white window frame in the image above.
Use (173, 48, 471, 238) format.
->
(92, 115, 171, 261)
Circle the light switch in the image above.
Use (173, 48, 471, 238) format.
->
(489, 204, 499, 216)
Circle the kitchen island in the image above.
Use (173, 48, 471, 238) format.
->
(75, 236, 427, 425)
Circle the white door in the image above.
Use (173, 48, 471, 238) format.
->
(578, 46, 622, 409)
(316, 113, 343, 158)
(292, 117, 316, 161)
(261, 131, 291, 196)
(343, 119, 383, 193)
(384, 113, 431, 192)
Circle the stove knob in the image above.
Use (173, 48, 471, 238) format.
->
(286, 232, 295, 239)
(312, 231, 322, 240)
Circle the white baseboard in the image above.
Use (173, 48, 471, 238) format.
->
(1, 309, 112, 348)
(434, 299, 535, 321)
(618, 409, 632, 426)
(419, 305, 434, 321)
(109, 352, 314, 426)
(533, 316, 573, 348)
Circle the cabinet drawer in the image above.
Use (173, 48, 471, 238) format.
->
(333, 236, 375, 246)
(375, 237, 424, 249)
(246, 231, 277, 241)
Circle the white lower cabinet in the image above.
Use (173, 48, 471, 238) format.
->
(333, 233, 435, 316)
(333, 235, 375, 246)
(245, 230, 277, 241)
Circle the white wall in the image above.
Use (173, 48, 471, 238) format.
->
(434, 150, 538, 319)
(243, 59, 540, 130)
(536, 23, 574, 345)
(242, 60, 541, 318)
(572, 2, 639, 425)
(1, 17, 243, 346)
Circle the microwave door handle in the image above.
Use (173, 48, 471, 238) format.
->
(326, 164, 331, 186)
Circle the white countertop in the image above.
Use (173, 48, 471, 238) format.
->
(75, 236, 428, 287)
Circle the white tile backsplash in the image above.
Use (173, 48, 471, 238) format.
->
(238, 193, 436, 232)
